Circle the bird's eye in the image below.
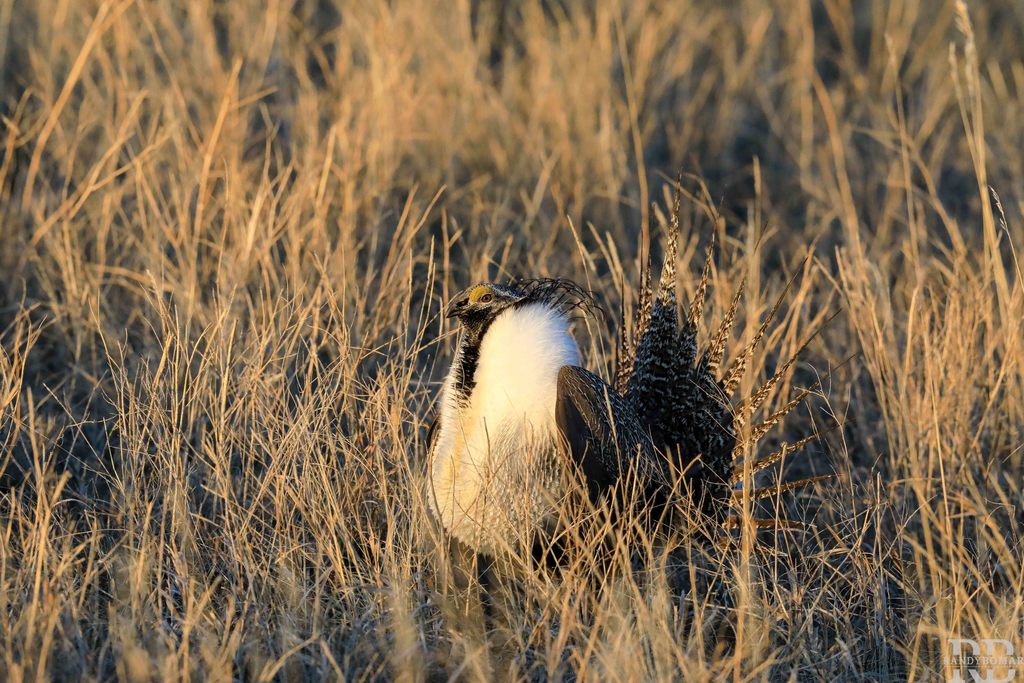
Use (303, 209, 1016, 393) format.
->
(479, 293, 493, 304)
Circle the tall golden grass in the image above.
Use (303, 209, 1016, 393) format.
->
(1, 0, 1022, 680)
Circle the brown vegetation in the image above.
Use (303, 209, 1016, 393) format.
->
(1, 0, 1022, 680)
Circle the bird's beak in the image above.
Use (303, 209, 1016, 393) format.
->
(445, 292, 469, 319)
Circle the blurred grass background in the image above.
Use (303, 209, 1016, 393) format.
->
(1, 0, 1023, 680)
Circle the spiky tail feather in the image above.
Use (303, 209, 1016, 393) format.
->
(731, 421, 843, 483)
(616, 180, 837, 531)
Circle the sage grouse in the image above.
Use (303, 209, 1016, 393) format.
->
(427, 197, 829, 558)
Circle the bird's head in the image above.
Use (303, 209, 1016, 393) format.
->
(445, 278, 598, 332)
(445, 283, 525, 327)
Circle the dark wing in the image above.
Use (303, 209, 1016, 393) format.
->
(555, 366, 662, 502)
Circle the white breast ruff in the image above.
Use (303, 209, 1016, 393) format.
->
(428, 303, 579, 554)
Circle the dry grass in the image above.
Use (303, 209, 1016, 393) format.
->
(1, 0, 1023, 680)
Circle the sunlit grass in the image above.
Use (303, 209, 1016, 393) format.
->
(0, 0, 1022, 680)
